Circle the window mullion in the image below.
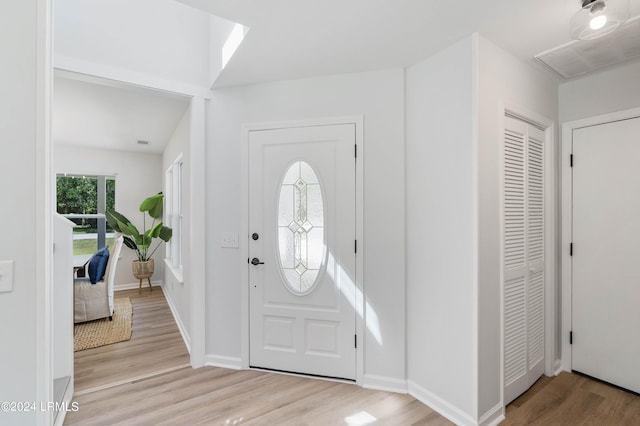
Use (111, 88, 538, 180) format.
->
(97, 175, 106, 249)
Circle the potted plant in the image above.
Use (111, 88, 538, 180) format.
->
(106, 193, 172, 290)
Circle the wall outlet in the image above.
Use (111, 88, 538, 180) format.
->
(221, 232, 239, 248)
(0, 260, 14, 293)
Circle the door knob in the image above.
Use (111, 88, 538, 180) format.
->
(251, 257, 265, 265)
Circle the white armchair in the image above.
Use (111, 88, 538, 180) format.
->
(74, 236, 123, 323)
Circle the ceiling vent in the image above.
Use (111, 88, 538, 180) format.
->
(536, 16, 640, 79)
(136, 140, 150, 145)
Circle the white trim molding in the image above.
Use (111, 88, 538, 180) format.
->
(205, 354, 243, 370)
(240, 116, 365, 384)
(162, 284, 192, 354)
(554, 359, 563, 376)
(408, 380, 476, 426)
(37, 0, 54, 424)
(164, 258, 184, 284)
(54, 54, 212, 99)
(408, 381, 503, 426)
(188, 96, 207, 369)
(560, 106, 640, 372)
(362, 374, 408, 394)
(114, 280, 163, 292)
(471, 33, 480, 423)
(479, 403, 505, 426)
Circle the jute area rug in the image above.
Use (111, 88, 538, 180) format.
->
(74, 298, 133, 351)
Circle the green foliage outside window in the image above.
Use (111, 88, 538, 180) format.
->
(56, 175, 116, 255)
(56, 175, 115, 232)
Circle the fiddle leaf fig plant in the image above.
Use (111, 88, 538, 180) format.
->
(106, 193, 172, 262)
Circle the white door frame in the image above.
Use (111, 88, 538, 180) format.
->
(187, 96, 207, 368)
(45, 76, 208, 425)
(560, 106, 640, 372)
(41, 3, 209, 422)
(499, 103, 557, 406)
(240, 116, 364, 384)
(37, 0, 54, 423)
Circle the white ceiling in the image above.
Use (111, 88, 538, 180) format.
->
(53, 72, 190, 154)
(53, 0, 640, 154)
(177, 0, 640, 87)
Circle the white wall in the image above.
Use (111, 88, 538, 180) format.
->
(477, 36, 558, 419)
(0, 1, 48, 424)
(206, 69, 406, 384)
(559, 60, 640, 123)
(163, 108, 192, 342)
(54, 0, 211, 88)
(53, 144, 164, 287)
(405, 36, 477, 423)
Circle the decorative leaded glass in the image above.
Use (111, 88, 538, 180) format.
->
(277, 161, 325, 294)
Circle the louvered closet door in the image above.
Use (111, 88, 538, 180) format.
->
(503, 116, 545, 405)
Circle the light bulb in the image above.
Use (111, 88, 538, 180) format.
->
(590, 14, 608, 30)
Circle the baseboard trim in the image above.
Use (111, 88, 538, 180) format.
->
(408, 380, 476, 426)
(554, 359, 563, 376)
(53, 379, 74, 426)
(362, 374, 407, 394)
(479, 402, 504, 426)
(114, 280, 162, 292)
(162, 285, 191, 353)
(205, 354, 243, 370)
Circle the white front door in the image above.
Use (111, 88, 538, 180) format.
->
(572, 116, 640, 393)
(248, 124, 357, 380)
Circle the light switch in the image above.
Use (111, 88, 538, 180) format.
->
(221, 232, 239, 248)
(0, 260, 14, 293)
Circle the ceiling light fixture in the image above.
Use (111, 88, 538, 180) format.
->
(570, 0, 630, 40)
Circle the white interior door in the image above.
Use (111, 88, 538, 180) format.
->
(572, 116, 640, 393)
(249, 124, 356, 380)
(503, 116, 545, 404)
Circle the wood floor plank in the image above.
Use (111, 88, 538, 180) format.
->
(65, 288, 448, 425)
(73, 288, 190, 394)
(68, 288, 640, 425)
(503, 372, 640, 426)
(66, 366, 451, 426)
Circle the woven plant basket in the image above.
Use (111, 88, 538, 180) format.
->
(132, 259, 154, 279)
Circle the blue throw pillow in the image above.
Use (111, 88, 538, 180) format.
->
(88, 247, 110, 284)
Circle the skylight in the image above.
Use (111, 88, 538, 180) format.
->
(222, 23, 247, 70)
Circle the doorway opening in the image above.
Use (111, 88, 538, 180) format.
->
(52, 70, 205, 400)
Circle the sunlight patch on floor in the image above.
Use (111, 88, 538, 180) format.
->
(345, 410, 377, 425)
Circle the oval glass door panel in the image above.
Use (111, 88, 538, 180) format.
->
(277, 161, 325, 294)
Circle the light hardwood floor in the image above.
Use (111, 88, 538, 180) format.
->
(66, 288, 451, 425)
(67, 288, 640, 425)
(73, 288, 190, 395)
(504, 372, 640, 425)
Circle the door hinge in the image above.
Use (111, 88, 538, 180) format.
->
(355, 240, 357, 254)
(570, 243, 573, 256)
(570, 154, 573, 167)
(355, 144, 357, 158)
(570, 331, 573, 345)
(354, 334, 357, 349)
